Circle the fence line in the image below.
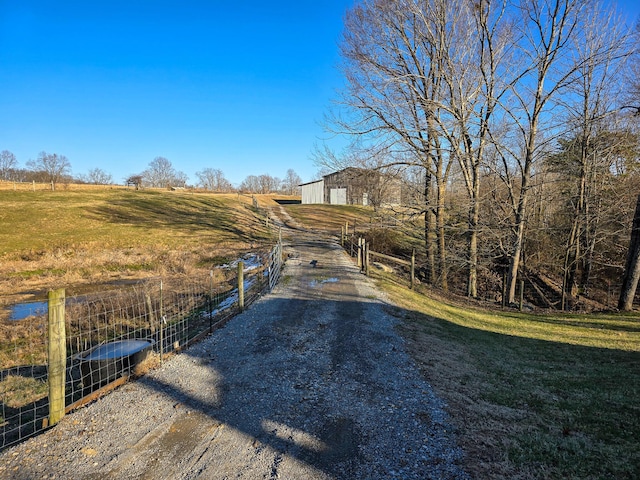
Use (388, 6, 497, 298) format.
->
(0, 239, 284, 451)
(341, 225, 636, 312)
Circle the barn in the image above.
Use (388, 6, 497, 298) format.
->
(300, 167, 401, 207)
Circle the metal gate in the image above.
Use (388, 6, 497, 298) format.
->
(268, 239, 283, 291)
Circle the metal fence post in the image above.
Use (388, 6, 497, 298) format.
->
(159, 280, 164, 362)
(238, 261, 245, 311)
(209, 270, 214, 332)
(48, 288, 66, 427)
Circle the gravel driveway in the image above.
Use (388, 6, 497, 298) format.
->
(0, 228, 468, 480)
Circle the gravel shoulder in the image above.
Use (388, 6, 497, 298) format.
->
(0, 226, 468, 480)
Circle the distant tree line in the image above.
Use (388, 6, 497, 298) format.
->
(1, 150, 304, 195)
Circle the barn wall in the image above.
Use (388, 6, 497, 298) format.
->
(302, 168, 403, 206)
(301, 180, 324, 204)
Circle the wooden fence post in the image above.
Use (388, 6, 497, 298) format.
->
(410, 249, 415, 289)
(145, 293, 155, 334)
(48, 288, 66, 427)
(341, 225, 344, 247)
(238, 261, 245, 311)
(365, 242, 370, 275)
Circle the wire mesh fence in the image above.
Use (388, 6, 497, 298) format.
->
(1, 244, 283, 451)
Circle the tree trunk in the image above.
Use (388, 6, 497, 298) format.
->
(424, 169, 435, 285)
(467, 184, 479, 298)
(507, 193, 529, 304)
(436, 176, 448, 290)
(618, 194, 640, 311)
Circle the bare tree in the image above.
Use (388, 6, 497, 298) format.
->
(282, 169, 302, 195)
(143, 157, 187, 188)
(493, 0, 602, 304)
(26, 151, 71, 190)
(86, 168, 113, 185)
(196, 168, 233, 192)
(239, 175, 260, 193)
(0, 150, 17, 180)
(537, 1, 635, 309)
(258, 174, 281, 194)
(337, 0, 454, 288)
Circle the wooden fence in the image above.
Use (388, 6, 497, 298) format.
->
(341, 222, 545, 312)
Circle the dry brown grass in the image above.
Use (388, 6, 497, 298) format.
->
(132, 351, 162, 377)
(283, 203, 375, 233)
(0, 188, 273, 305)
(0, 375, 48, 409)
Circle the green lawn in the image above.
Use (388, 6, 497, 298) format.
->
(380, 276, 640, 479)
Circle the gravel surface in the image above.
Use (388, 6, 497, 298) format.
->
(0, 226, 469, 480)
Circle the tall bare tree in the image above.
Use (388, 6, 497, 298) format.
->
(196, 168, 233, 192)
(619, 194, 640, 310)
(541, 1, 635, 308)
(86, 168, 113, 185)
(282, 169, 302, 195)
(26, 151, 71, 190)
(493, 0, 597, 304)
(143, 157, 187, 188)
(0, 150, 17, 180)
(338, 0, 471, 289)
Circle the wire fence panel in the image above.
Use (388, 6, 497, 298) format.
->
(0, 315, 49, 451)
(0, 241, 282, 451)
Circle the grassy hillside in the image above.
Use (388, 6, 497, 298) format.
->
(284, 203, 380, 233)
(0, 188, 272, 301)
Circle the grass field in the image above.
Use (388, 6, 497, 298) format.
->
(282, 203, 640, 479)
(0, 187, 275, 304)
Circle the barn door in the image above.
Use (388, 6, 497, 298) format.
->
(330, 188, 347, 205)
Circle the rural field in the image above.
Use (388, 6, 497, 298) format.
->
(0, 185, 281, 310)
(1, 189, 639, 478)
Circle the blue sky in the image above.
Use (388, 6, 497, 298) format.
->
(0, 1, 354, 186)
(0, 0, 638, 187)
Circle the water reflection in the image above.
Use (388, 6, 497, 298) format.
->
(8, 301, 48, 321)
